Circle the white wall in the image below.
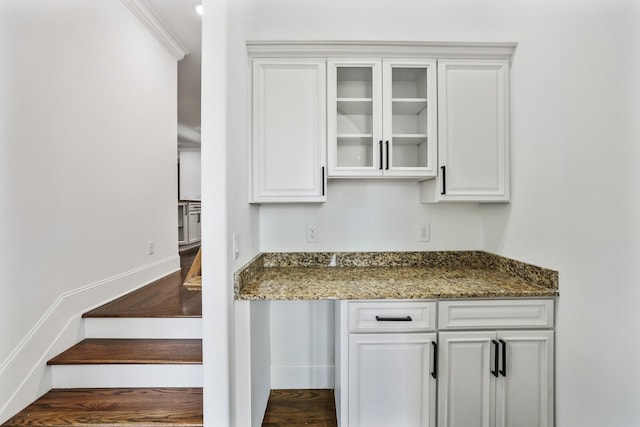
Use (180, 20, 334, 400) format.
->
(479, 2, 640, 425)
(0, 0, 179, 421)
(201, 0, 262, 425)
(246, 0, 640, 425)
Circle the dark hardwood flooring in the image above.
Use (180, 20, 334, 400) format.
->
(2, 250, 205, 426)
(83, 269, 201, 318)
(2, 388, 203, 426)
(262, 390, 337, 427)
(47, 339, 202, 365)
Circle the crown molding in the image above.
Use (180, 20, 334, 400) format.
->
(121, 0, 189, 61)
(247, 41, 517, 60)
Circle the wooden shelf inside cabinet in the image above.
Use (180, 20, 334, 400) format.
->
(337, 98, 373, 115)
(391, 98, 428, 115)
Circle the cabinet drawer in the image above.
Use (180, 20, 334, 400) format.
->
(438, 299, 554, 330)
(348, 301, 436, 333)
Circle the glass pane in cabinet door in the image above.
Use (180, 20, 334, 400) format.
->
(337, 136, 373, 168)
(391, 67, 429, 168)
(336, 67, 374, 168)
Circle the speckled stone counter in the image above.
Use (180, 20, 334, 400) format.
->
(234, 251, 559, 301)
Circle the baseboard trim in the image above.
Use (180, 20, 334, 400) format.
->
(0, 255, 179, 424)
(270, 365, 335, 389)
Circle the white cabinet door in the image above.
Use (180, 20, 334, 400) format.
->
(421, 59, 510, 202)
(349, 332, 436, 427)
(177, 203, 188, 245)
(328, 59, 437, 178)
(383, 59, 438, 178)
(438, 331, 496, 427)
(496, 331, 554, 427)
(327, 59, 383, 177)
(187, 211, 201, 243)
(251, 59, 327, 203)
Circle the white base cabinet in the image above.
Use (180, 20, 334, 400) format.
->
(438, 330, 554, 427)
(349, 333, 436, 427)
(336, 300, 438, 427)
(336, 299, 554, 427)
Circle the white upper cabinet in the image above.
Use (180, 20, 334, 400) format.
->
(248, 42, 515, 203)
(421, 59, 510, 202)
(251, 58, 327, 203)
(328, 58, 437, 178)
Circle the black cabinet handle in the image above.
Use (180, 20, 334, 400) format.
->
(491, 340, 499, 377)
(499, 339, 507, 377)
(441, 166, 447, 195)
(379, 140, 383, 170)
(431, 341, 438, 379)
(321, 166, 325, 196)
(375, 315, 412, 322)
(385, 140, 390, 170)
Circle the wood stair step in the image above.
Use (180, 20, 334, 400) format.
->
(2, 388, 203, 426)
(48, 339, 202, 365)
(83, 272, 201, 319)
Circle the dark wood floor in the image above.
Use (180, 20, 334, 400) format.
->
(2, 388, 203, 426)
(262, 390, 337, 427)
(83, 252, 201, 318)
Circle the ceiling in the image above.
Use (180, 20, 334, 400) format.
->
(147, 0, 202, 150)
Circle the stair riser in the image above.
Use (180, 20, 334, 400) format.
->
(51, 365, 203, 388)
(84, 318, 202, 339)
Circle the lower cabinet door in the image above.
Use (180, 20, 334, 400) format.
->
(438, 331, 496, 427)
(349, 332, 436, 427)
(495, 330, 554, 427)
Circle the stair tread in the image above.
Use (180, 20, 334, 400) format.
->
(2, 388, 203, 426)
(47, 339, 202, 365)
(83, 272, 201, 319)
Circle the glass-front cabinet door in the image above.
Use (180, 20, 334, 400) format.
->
(383, 59, 437, 177)
(327, 58, 437, 178)
(327, 59, 383, 176)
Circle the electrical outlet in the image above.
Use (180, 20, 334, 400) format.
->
(420, 224, 430, 242)
(306, 224, 319, 243)
(232, 233, 240, 260)
(148, 240, 155, 255)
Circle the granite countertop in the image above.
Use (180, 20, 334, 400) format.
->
(234, 251, 559, 301)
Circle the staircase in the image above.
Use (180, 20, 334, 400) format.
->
(2, 271, 203, 426)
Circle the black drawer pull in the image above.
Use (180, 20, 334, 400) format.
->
(375, 315, 412, 322)
(491, 340, 499, 377)
(499, 339, 507, 377)
(441, 165, 447, 195)
(431, 341, 438, 379)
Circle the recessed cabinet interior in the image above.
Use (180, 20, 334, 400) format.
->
(327, 59, 437, 177)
